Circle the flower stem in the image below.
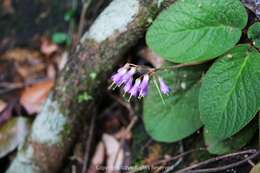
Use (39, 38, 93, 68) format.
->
(153, 76, 165, 104)
(155, 61, 204, 71)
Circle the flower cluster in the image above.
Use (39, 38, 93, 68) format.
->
(109, 63, 170, 100)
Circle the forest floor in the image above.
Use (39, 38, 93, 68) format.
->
(0, 0, 259, 173)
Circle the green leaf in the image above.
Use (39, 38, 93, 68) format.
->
(52, 32, 71, 45)
(143, 65, 205, 142)
(77, 92, 93, 103)
(146, 0, 248, 63)
(259, 112, 260, 146)
(64, 9, 76, 22)
(199, 44, 260, 140)
(204, 120, 257, 155)
(0, 117, 31, 158)
(248, 22, 260, 48)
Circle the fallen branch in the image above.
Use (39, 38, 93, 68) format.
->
(81, 107, 96, 173)
(175, 149, 260, 173)
(162, 142, 184, 173)
(0, 78, 49, 94)
(113, 116, 138, 167)
(78, 0, 92, 39)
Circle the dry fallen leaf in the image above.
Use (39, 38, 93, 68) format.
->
(250, 163, 260, 173)
(47, 64, 56, 79)
(0, 100, 7, 113)
(20, 80, 54, 114)
(102, 133, 124, 173)
(0, 117, 31, 158)
(0, 101, 15, 125)
(143, 144, 162, 165)
(91, 142, 105, 166)
(2, 48, 42, 62)
(115, 128, 132, 140)
(2, 48, 46, 81)
(88, 142, 104, 173)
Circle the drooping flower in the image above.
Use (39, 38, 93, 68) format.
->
(129, 78, 141, 99)
(111, 64, 129, 86)
(158, 77, 170, 94)
(138, 74, 149, 98)
(123, 77, 133, 94)
(120, 67, 136, 86)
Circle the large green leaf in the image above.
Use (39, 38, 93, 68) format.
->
(146, 0, 248, 63)
(204, 120, 257, 155)
(199, 44, 260, 140)
(248, 22, 260, 48)
(0, 117, 31, 158)
(143, 65, 205, 142)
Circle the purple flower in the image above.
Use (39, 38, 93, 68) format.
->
(129, 78, 141, 97)
(138, 74, 149, 98)
(159, 77, 170, 94)
(123, 77, 133, 94)
(111, 65, 129, 86)
(120, 67, 136, 86)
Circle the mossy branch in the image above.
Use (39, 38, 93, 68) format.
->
(6, 0, 175, 173)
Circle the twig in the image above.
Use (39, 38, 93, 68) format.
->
(0, 78, 49, 88)
(0, 78, 50, 94)
(155, 61, 205, 72)
(82, 108, 96, 173)
(109, 94, 134, 116)
(163, 141, 184, 173)
(175, 149, 259, 173)
(140, 139, 153, 153)
(69, 0, 78, 46)
(109, 94, 138, 167)
(131, 148, 207, 173)
(113, 116, 138, 167)
(78, 0, 92, 39)
(165, 158, 183, 173)
(247, 159, 255, 167)
(126, 116, 138, 132)
(72, 165, 77, 173)
(153, 148, 206, 166)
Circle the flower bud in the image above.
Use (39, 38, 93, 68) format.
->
(158, 77, 170, 95)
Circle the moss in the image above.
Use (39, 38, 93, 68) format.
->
(138, 3, 159, 29)
(77, 91, 93, 103)
(61, 123, 72, 140)
(31, 97, 68, 145)
(6, 145, 39, 173)
(89, 72, 97, 80)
